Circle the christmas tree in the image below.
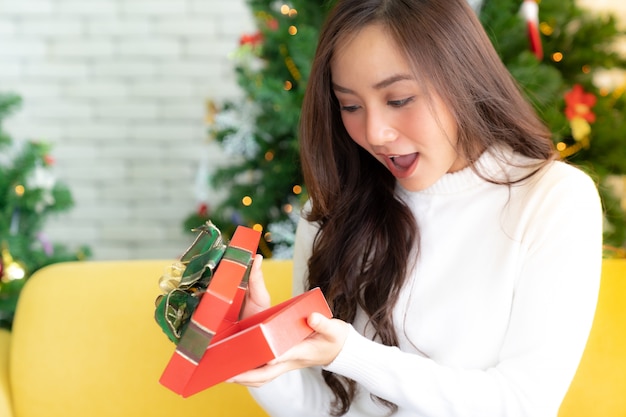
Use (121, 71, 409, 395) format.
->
(478, 0, 626, 250)
(0, 93, 91, 329)
(191, 0, 626, 257)
(185, 0, 330, 258)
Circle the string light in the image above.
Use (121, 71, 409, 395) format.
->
(557, 141, 585, 159)
(552, 52, 563, 62)
(14, 185, 25, 196)
(283, 204, 293, 214)
(256, 11, 272, 21)
(280, 44, 301, 81)
(242, 196, 253, 206)
(280, 4, 298, 17)
(582, 65, 591, 74)
(284, 80, 293, 90)
(288, 25, 298, 35)
(265, 151, 275, 161)
(253, 224, 263, 232)
(1, 243, 26, 282)
(264, 232, 272, 242)
(292, 185, 302, 195)
(539, 22, 554, 36)
(285, 56, 300, 80)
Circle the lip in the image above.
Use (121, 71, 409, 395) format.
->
(383, 153, 419, 179)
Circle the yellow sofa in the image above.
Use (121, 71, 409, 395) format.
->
(0, 258, 624, 417)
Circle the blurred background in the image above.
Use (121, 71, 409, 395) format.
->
(1, 0, 625, 327)
(0, 0, 255, 261)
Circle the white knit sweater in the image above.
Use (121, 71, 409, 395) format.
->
(250, 147, 603, 417)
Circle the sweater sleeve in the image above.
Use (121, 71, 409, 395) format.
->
(324, 166, 603, 416)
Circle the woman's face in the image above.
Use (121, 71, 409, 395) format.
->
(330, 24, 467, 192)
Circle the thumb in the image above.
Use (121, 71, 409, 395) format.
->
(306, 312, 350, 361)
(248, 254, 265, 289)
(251, 253, 263, 276)
(242, 254, 270, 316)
(307, 312, 331, 333)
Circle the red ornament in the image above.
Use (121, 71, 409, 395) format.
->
(266, 18, 279, 31)
(197, 203, 209, 217)
(520, 0, 543, 60)
(564, 84, 597, 123)
(239, 31, 263, 46)
(43, 154, 55, 166)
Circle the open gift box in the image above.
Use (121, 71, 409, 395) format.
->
(158, 224, 332, 398)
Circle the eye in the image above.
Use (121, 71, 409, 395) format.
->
(340, 105, 360, 113)
(388, 97, 414, 108)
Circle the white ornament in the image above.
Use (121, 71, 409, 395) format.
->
(27, 164, 57, 212)
(214, 100, 262, 159)
(467, 0, 484, 13)
(267, 203, 301, 259)
(193, 149, 211, 203)
(27, 165, 56, 191)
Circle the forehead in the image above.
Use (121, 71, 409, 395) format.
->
(330, 24, 412, 82)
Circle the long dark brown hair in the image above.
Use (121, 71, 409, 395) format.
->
(299, 0, 556, 415)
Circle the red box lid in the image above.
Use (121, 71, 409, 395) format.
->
(170, 225, 260, 369)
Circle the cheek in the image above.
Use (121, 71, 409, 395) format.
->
(341, 115, 366, 147)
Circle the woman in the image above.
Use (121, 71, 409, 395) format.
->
(232, 0, 603, 415)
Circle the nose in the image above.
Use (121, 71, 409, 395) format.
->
(365, 110, 397, 147)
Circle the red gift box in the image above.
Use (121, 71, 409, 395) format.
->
(159, 225, 332, 397)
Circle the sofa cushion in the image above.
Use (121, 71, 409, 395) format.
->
(9, 260, 283, 417)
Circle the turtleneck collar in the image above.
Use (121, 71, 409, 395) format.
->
(396, 146, 536, 196)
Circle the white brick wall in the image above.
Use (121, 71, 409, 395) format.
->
(0, 0, 255, 260)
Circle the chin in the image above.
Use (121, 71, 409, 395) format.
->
(398, 179, 428, 192)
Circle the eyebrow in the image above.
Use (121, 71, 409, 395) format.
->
(332, 74, 414, 94)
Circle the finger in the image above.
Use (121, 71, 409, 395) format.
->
(248, 254, 270, 307)
(307, 313, 347, 343)
(249, 253, 263, 282)
(306, 313, 350, 366)
(240, 255, 271, 319)
(307, 312, 325, 330)
(227, 361, 291, 387)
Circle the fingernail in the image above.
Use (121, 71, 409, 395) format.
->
(309, 313, 320, 327)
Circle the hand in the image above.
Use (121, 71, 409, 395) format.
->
(229, 312, 349, 387)
(240, 254, 271, 319)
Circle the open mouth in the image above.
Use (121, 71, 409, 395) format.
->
(386, 153, 419, 178)
(390, 154, 417, 169)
